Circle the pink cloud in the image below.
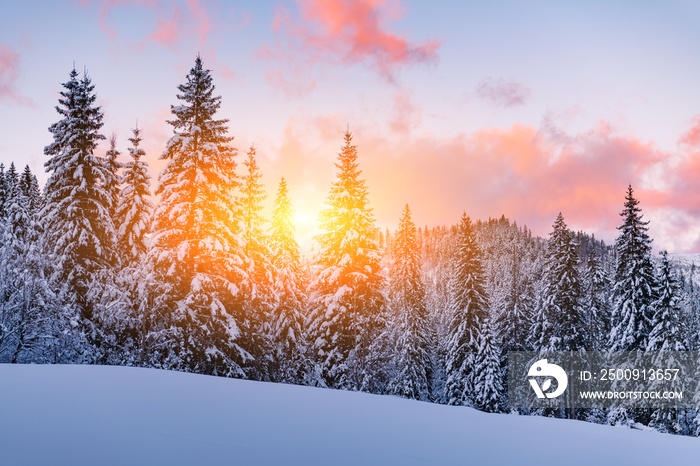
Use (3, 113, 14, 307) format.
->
(0, 44, 35, 107)
(679, 116, 700, 148)
(80, 0, 246, 81)
(476, 77, 532, 108)
(140, 5, 180, 48)
(669, 146, 700, 215)
(261, 0, 440, 93)
(81, 0, 202, 49)
(78, 0, 160, 40)
(389, 89, 422, 134)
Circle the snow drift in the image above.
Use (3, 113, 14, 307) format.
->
(0, 364, 698, 465)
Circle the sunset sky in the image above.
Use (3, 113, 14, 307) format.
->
(2, 0, 700, 252)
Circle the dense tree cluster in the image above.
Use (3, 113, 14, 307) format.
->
(2, 57, 699, 436)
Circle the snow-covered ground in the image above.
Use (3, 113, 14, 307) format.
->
(0, 364, 698, 465)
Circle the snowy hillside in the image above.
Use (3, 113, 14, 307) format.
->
(1, 365, 698, 465)
(670, 253, 700, 268)
(670, 253, 700, 286)
(669, 253, 700, 265)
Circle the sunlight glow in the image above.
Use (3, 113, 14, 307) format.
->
(292, 208, 318, 251)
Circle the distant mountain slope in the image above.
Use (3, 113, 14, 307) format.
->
(0, 364, 698, 465)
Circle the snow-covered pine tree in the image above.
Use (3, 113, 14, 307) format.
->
(242, 145, 272, 293)
(97, 125, 154, 366)
(677, 265, 700, 352)
(610, 185, 656, 351)
(387, 205, 431, 401)
(0, 164, 6, 219)
(90, 130, 140, 366)
(4, 164, 28, 244)
(269, 177, 307, 383)
(646, 251, 690, 434)
(471, 316, 503, 413)
(444, 214, 489, 406)
(538, 213, 585, 352)
(0, 162, 56, 363)
(494, 236, 533, 354)
(19, 165, 41, 214)
(147, 56, 248, 376)
(423, 225, 455, 403)
(3, 163, 18, 211)
(115, 125, 153, 264)
(104, 133, 122, 222)
(487, 229, 538, 410)
(307, 130, 386, 390)
(534, 213, 586, 419)
(607, 187, 657, 427)
(584, 249, 611, 350)
(648, 251, 686, 352)
(239, 145, 275, 380)
(42, 68, 117, 361)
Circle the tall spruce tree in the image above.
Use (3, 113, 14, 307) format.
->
(444, 214, 489, 406)
(115, 125, 153, 264)
(538, 213, 585, 351)
(584, 249, 610, 350)
(648, 251, 686, 352)
(148, 56, 248, 376)
(269, 178, 307, 383)
(493, 232, 535, 410)
(387, 205, 431, 401)
(42, 68, 116, 360)
(610, 185, 656, 351)
(471, 316, 503, 413)
(607, 187, 657, 427)
(647, 251, 689, 434)
(307, 130, 386, 390)
(3, 163, 18, 211)
(4, 164, 29, 245)
(104, 133, 122, 222)
(0, 164, 6, 219)
(19, 165, 41, 214)
(239, 145, 274, 380)
(107, 125, 154, 365)
(495, 237, 533, 354)
(241, 145, 272, 296)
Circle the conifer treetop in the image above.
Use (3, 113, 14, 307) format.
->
(128, 124, 146, 160)
(271, 177, 299, 265)
(616, 184, 652, 254)
(451, 213, 488, 317)
(542, 211, 585, 351)
(165, 55, 231, 144)
(42, 66, 116, 276)
(115, 125, 153, 263)
(242, 145, 267, 239)
(153, 55, 239, 242)
(45, 69, 106, 163)
(316, 130, 379, 270)
(391, 204, 422, 289)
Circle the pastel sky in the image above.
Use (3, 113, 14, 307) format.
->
(2, 0, 700, 252)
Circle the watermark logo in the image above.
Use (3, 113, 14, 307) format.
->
(509, 352, 694, 409)
(527, 359, 568, 399)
